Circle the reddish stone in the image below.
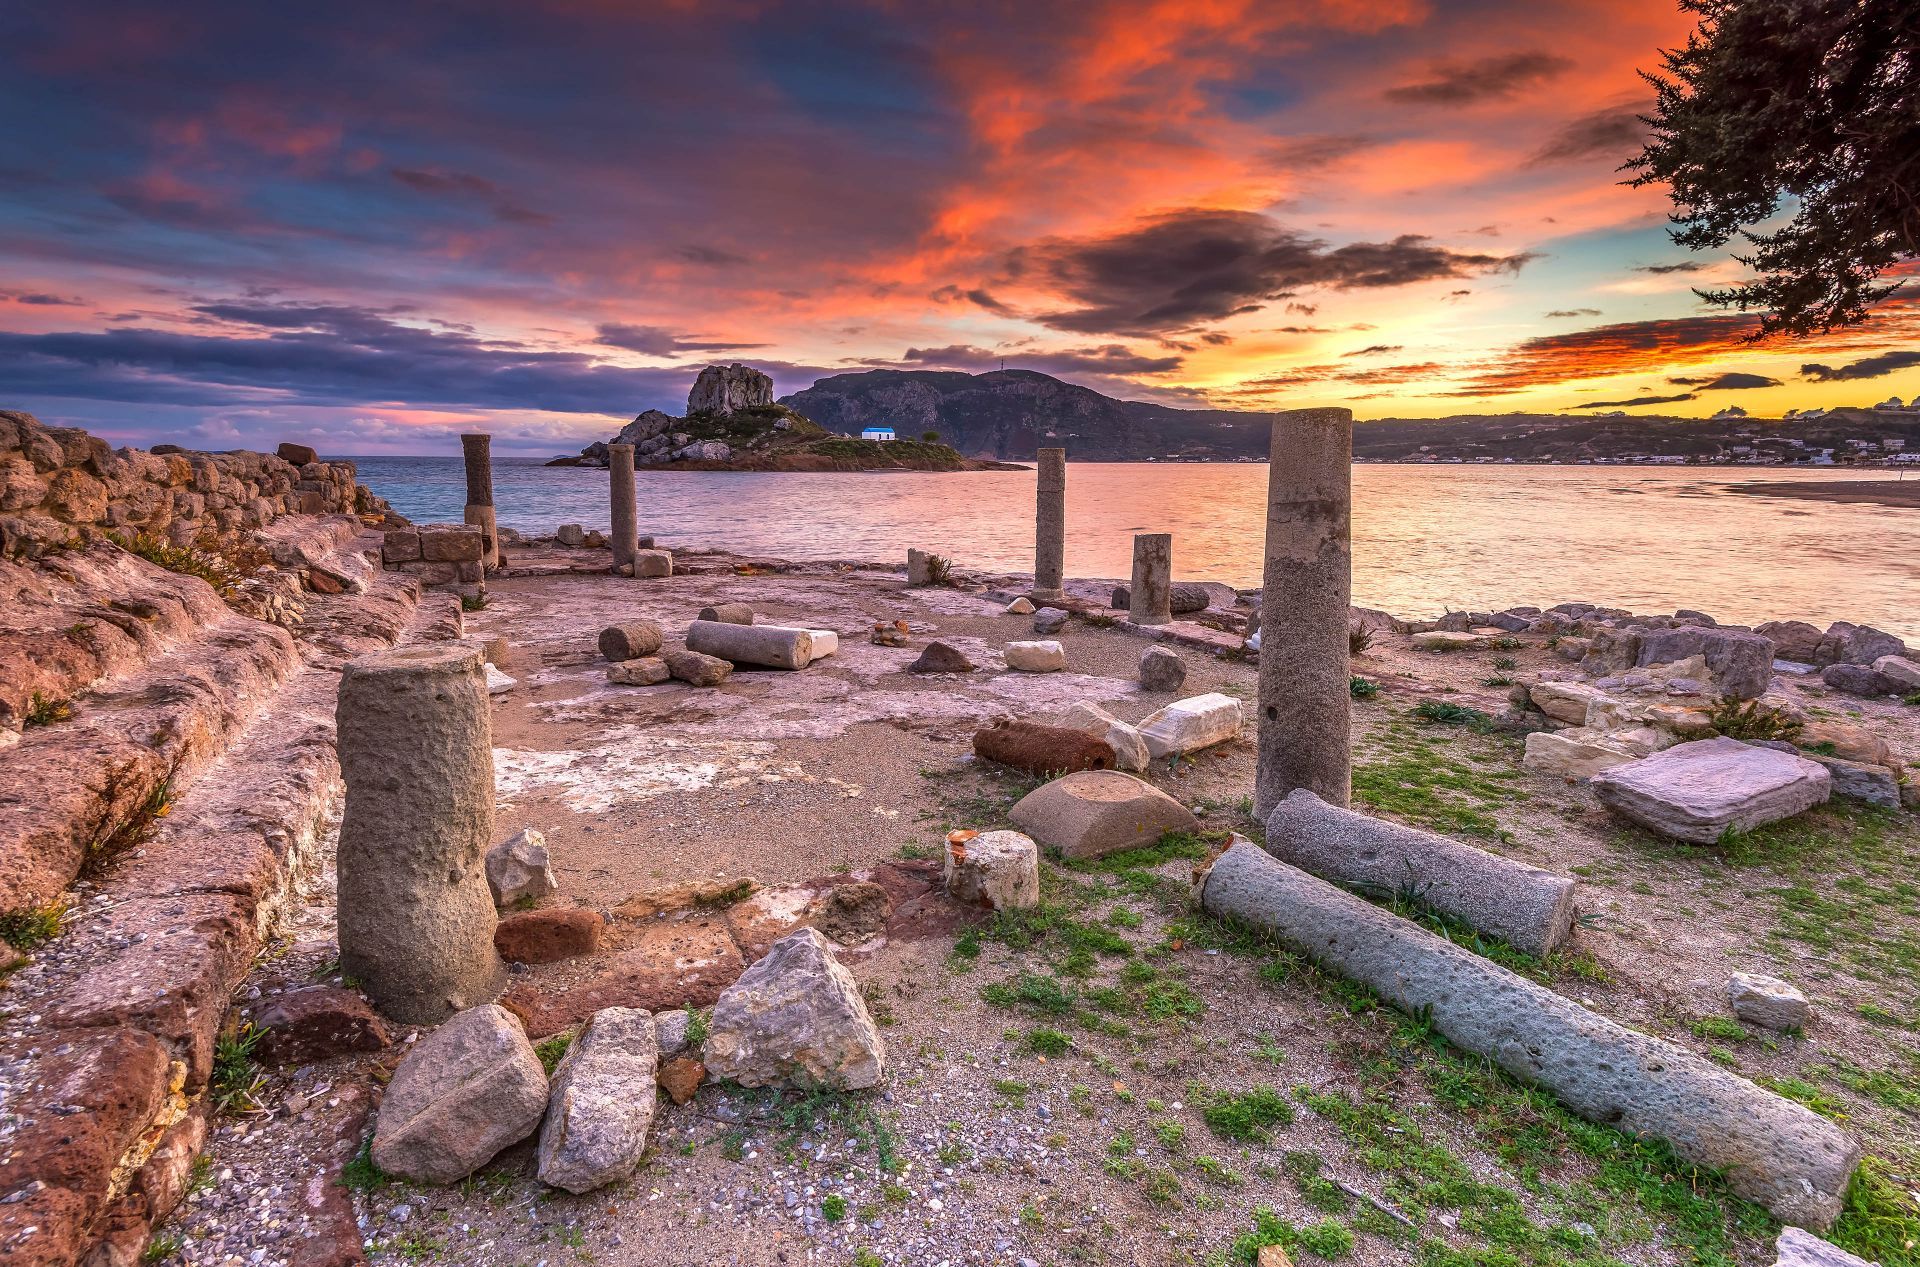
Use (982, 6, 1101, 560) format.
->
(658, 1057, 706, 1105)
(288, 1084, 373, 1267)
(306, 568, 344, 594)
(254, 987, 391, 1065)
(276, 442, 319, 466)
(0, 1185, 91, 1266)
(134, 1105, 207, 1223)
(972, 719, 1115, 776)
(493, 907, 603, 964)
(503, 918, 743, 1038)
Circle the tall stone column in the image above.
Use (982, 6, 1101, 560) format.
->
(608, 443, 638, 570)
(460, 433, 498, 569)
(1128, 533, 1172, 626)
(1032, 448, 1066, 602)
(1255, 407, 1353, 817)
(337, 644, 506, 1023)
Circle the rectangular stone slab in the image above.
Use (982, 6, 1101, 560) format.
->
(1590, 736, 1830, 843)
(1197, 841, 1859, 1228)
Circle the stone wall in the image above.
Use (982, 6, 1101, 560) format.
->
(381, 524, 488, 600)
(0, 410, 388, 560)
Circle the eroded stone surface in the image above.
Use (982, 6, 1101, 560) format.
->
(536, 1007, 658, 1194)
(1729, 972, 1809, 1032)
(1591, 737, 1830, 844)
(703, 928, 885, 1091)
(370, 1004, 548, 1184)
(1007, 769, 1199, 860)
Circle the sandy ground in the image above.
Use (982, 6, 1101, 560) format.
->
(1731, 478, 1920, 508)
(157, 553, 1920, 1267)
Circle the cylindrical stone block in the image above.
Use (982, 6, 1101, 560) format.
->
(684, 619, 815, 669)
(1198, 841, 1860, 1228)
(1255, 407, 1353, 816)
(608, 443, 638, 569)
(1128, 533, 1172, 626)
(460, 433, 497, 568)
(1033, 448, 1065, 601)
(337, 644, 506, 1023)
(599, 619, 664, 662)
(698, 602, 754, 625)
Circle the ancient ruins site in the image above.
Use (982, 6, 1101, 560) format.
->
(2, 387, 1918, 1267)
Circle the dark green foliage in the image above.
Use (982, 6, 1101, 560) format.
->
(1627, 0, 1920, 337)
(1709, 698, 1803, 742)
(1412, 699, 1493, 729)
(1202, 1085, 1295, 1141)
(24, 692, 72, 728)
(1350, 676, 1382, 700)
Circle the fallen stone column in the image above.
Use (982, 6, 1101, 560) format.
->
(1197, 840, 1859, 1227)
(608, 443, 638, 569)
(1128, 533, 1172, 625)
(1264, 789, 1577, 956)
(1033, 447, 1066, 602)
(337, 644, 507, 1023)
(1255, 407, 1353, 815)
(684, 618, 815, 669)
(460, 432, 498, 569)
(699, 602, 754, 625)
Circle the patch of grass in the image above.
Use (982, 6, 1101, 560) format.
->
(1350, 676, 1382, 700)
(23, 691, 72, 728)
(897, 842, 938, 861)
(1352, 725, 1522, 840)
(112, 531, 266, 599)
(460, 592, 489, 611)
(141, 1232, 183, 1262)
(0, 901, 68, 951)
(210, 1023, 265, 1116)
(685, 1008, 710, 1049)
(85, 766, 174, 868)
(821, 1193, 849, 1222)
(1491, 655, 1519, 670)
(1195, 1155, 1243, 1186)
(1709, 698, 1803, 743)
(1230, 1208, 1355, 1263)
(981, 971, 1075, 1015)
(534, 1032, 574, 1075)
(1831, 1155, 1920, 1266)
(993, 1078, 1030, 1106)
(1482, 675, 1515, 688)
(1412, 699, 1493, 729)
(1026, 1027, 1072, 1057)
(1349, 625, 1374, 656)
(1689, 1016, 1750, 1044)
(342, 1139, 396, 1192)
(1153, 1119, 1186, 1150)
(1068, 830, 1213, 872)
(1202, 1085, 1295, 1142)
(1759, 1076, 1848, 1120)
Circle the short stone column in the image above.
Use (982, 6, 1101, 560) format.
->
(337, 643, 506, 1023)
(608, 443, 638, 569)
(1128, 533, 1172, 626)
(1254, 407, 1353, 816)
(1032, 448, 1066, 602)
(459, 433, 498, 570)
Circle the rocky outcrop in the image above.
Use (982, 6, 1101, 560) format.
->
(687, 363, 774, 416)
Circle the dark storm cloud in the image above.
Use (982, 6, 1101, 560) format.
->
(929, 285, 1016, 316)
(1, 290, 87, 306)
(1384, 52, 1572, 105)
(1456, 314, 1760, 393)
(1543, 309, 1602, 318)
(1010, 209, 1532, 336)
(387, 167, 554, 226)
(1261, 134, 1379, 170)
(1576, 393, 1696, 408)
(893, 344, 1184, 375)
(1636, 261, 1705, 275)
(594, 323, 770, 357)
(1531, 105, 1650, 163)
(1665, 371, 1780, 390)
(1800, 350, 1920, 382)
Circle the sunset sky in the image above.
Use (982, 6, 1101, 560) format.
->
(3, 0, 1917, 455)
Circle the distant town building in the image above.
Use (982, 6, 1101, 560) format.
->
(861, 426, 896, 441)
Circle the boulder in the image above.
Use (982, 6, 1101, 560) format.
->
(1137, 692, 1243, 759)
(254, 987, 391, 1065)
(1033, 607, 1069, 635)
(599, 620, 664, 662)
(685, 619, 815, 670)
(1872, 655, 1920, 691)
(1798, 719, 1891, 766)
(495, 908, 604, 964)
(608, 656, 670, 686)
(276, 442, 319, 465)
(699, 602, 754, 625)
(1591, 737, 1830, 844)
(1411, 631, 1485, 652)
(1007, 769, 1199, 860)
(1526, 680, 1610, 726)
(1819, 663, 1893, 697)
(687, 363, 773, 416)
(1055, 700, 1151, 772)
(371, 1004, 549, 1184)
(943, 829, 1040, 910)
(556, 524, 586, 548)
(702, 928, 885, 1090)
(487, 829, 557, 908)
(1815, 622, 1906, 667)
(664, 649, 732, 687)
(632, 548, 673, 578)
(1802, 754, 1902, 809)
(1004, 640, 1067, 672)
(1522, 729, 1639, 781)
(536, 1007, 658, 1194)
(1005, 597, 1035, 615)
(907, 641, 975, 674)
(1139, 646, 1186, 693)
(485, 664, 517, 695)
(973, 719, 1115, 776)
(1755, 620, 1824, 663)
(1728, 972, 1809, 1032)
(1633, 627, 1775, 700)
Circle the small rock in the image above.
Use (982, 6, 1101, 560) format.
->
(495, 908, 604, 964)
(1054, 701, 1151, 773)
(537, 1007, 658, 1194)
(810, 881, 892, 945)
(484, 664, 518, 695)
(658, 1056, 706, 1105)
(1032, 608, 1068, 635)
(1004, 597, 1035, 615)
(1003, 640, 1067, 672)
(1138, 646, 1186, 693)
(703, 928, 885, 1090)
(487, 829, 556, 908)
(632, 548, 673, 578)
(556, 524, 586, 548)
(371, 1004, 548, 1184)
(1008, 769, 1199, 860)
(1773, 1226, 1873, 1267)
(943, 830, 1040, 910)
(1412, 631, 1485, 652)
(253, 987, 391, 1065)
(654, 1010, 692, 1057)
(1728, 973, 1809, 1032)
(908, 641, 975, 674)
(1136, 692, 1243, 759)
(664, 648, 732, 686)
(1871, 654, 1920, 691)
(608, 656, 670, 686)
(1819, 662, 1893, 697)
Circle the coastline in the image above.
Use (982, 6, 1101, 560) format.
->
(1728, 477, 1920, 508)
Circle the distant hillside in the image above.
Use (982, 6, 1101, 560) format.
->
(780, 369, 1920, 464)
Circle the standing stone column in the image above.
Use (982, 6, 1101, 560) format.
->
(1255, 407, 1353, 817)
(460, 433, 498, 570)
(1128, 533, 1172, 626)
(608, 443, 638, 570)
(337, 644, 506, 1023)
(1032, 448, 1066, 602)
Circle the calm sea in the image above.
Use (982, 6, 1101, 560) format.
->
(352, 458, 1920, 638)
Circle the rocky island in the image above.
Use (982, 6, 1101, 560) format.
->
(553, 364, 1019, 472)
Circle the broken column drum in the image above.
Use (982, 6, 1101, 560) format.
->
(1033, 447, 1066, 602)
(460, 432, 498, 569)
(608, 442, 638, 569)
(1128, 533, 1172, 626)
(336, 643, 506, 1024)
(1255, 407, 1353, 816)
